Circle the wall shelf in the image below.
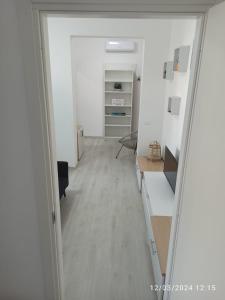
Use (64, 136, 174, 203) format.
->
(105, 124, 131, 127)
(163, 61, 174, 80)
(173, 46, 190, 72)
(105, 114, 131, 117)
(105, 79, 133, 83)
(104, 104, 132, 107)
(105, 90, 132, 94)
(104, 136, 122, 139)
(168, 96, 181, 115)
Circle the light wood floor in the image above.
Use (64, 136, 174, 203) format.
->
(60, 138, 157, 300)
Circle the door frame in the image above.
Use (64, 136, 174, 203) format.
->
(32, 4, 207, 300)
(164, 15, 207, 300)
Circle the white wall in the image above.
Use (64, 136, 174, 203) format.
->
(170, 2, 225, 299)
(161, 19, 197, 158)
(71, 37, 144, 136)
(47, 17, 172, 154)
(48, 23, 78, 167)
(136, 24, 173, 155)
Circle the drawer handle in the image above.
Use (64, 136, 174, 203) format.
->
(151, 240, 157, 255)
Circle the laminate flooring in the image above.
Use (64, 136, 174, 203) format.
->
(60, 138, 157, 300)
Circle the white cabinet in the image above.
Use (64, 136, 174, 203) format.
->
(141, 181, 151, 239)
(142, 180, 164, 299)
(136, 160, 142, 191)
(136, 169, 142, 191)
(149, 237, 165, 300)
(143, 172, 174, 216)
(141, 172, 174, 300)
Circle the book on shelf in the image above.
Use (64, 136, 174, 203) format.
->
(111, 98, 125, 106)
(111, 112, 126, 116)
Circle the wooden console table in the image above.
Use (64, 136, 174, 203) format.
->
(136, 156, 164, 191)
(151, 216, 172, 276)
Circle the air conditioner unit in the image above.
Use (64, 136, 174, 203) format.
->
(105, 40, 135, 52)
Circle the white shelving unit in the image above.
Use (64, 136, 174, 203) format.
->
(104, 66, 134, 138)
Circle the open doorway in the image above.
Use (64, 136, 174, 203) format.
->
(41, 14, 202, 300)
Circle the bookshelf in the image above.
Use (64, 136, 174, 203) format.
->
(104, 67, 134, 138)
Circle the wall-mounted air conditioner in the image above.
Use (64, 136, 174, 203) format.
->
(105, 40, 135, 52)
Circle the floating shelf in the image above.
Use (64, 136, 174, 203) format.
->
(173, 46, 190, 72)
(168, 96, 181, 115)
(105, 90, 132, 94)
(104, 136, 122, 139)
(105, 124, 131, 127)
(105, 114, 131, 117)
(105, 79, 133, 83)
(163, 61, 174, 80)
(104, 104, 132, 107)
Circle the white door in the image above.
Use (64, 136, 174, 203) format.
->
(167, 1, 225, 300)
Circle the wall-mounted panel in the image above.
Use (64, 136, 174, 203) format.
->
(163, 61, 174, 80)
(167, 96, 181, 115)
(173, 45, 190, 72)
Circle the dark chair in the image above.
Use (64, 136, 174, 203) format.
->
(57, 161, 69, 199)
(116, 131, 138, 158)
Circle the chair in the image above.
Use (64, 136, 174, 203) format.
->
(116, 131, 138, 159)
(57, 161, 69, 199)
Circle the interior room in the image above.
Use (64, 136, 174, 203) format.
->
(45, 16, 198, 300)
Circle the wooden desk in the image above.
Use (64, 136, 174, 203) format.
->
(137, 156, 164, 173)
(136, 156, 164, 191)
(151, 216, 172, 275)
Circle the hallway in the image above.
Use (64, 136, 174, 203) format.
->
(61, 138, 156, 300)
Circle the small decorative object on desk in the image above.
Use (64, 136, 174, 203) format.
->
(112, 98, 125, 106)
(148, 141, 161, 161)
